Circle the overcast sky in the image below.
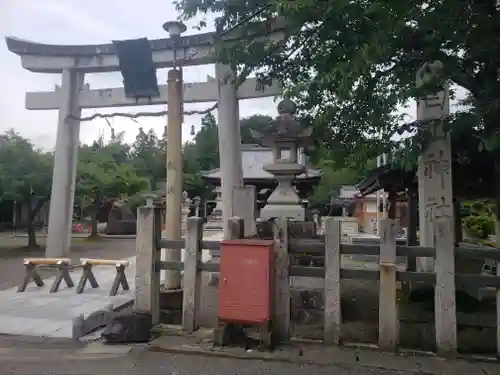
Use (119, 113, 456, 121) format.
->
(0, 1, 468, 152)
(0, 0, 280, 150)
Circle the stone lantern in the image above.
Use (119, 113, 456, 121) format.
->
(142, 179, 157, 208)
(252, 99, 312, 221)
(205, 186, 224, 229)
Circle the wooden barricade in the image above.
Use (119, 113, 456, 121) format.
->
(18, 258, 73, 293)
(77, 258, 130, 296)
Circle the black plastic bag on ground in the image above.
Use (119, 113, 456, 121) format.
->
(102, 309, 152, 344)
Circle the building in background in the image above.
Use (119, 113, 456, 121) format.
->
(339, 185, 409, 233)
(202, 144, 321, 215)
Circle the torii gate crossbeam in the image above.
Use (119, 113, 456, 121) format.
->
(5, 19, 284, 258)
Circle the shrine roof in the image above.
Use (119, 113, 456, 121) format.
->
(356, 165, 416, 196)
(201, 144, 322, 182)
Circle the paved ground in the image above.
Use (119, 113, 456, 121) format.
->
(0, 232, 222, 338)
(0, 236, 138, 338)
(0, 255, 135, 337)
(0, 237, 137, 290)
(0, 335, 497, 375)
(0, 352, 429, 375)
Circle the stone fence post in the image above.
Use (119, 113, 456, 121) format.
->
(182, 217, 203, 332)
(324, 217, 341, 344)
(232, 186, 256, 236)
(228, 216, 244, 239)
(434, 217, 457, 356)
(273, 217, 290, 342)
(135, 206, 161, 325)
(378, 218, 399, 351)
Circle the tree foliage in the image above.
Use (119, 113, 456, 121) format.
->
(130, 127, 165, 183)
(0, 112, 277, 237)
(240, 114, 273, 143)
(175, 0, 500, 220)
(310, 156, 377, 205)
(462, 200, 496, 239)
(175, 0, 500, 165)
(0, 130, 53, 246)
(77, 134, 147, 203)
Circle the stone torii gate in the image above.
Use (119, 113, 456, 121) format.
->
(5, 20, 283, 259)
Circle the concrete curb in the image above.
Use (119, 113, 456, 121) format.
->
(147, 339, 498, 375)
(147, 344, 435, 374)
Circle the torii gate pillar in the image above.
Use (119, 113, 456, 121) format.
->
(215, 63, 244, 238)
(46, 69, 84, 257)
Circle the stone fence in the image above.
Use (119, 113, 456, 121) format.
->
(135, 205, 500, 357)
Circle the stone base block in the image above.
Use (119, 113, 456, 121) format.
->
(159, 309, 182, 325)
(208, 272, 220, 286)
(205, 220, 223, 230)
(159, 289, 183, 310)
(260, 204, 305, 221)
(290, 276, 323, 290)
(159, 289, 183, 325)
(207, 253, 220, 286)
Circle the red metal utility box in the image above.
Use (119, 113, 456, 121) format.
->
(218, 239, 274, 324)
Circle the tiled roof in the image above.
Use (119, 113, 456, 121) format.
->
(202, 145, 321, 181)
(340, 185, 387, 199)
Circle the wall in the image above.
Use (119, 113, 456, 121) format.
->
(339, 186, 408, 232)
(353, 198, 409, 232)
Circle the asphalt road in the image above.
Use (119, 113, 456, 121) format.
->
(0, 346, 414, 375)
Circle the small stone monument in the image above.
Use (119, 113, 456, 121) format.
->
(312, 209, 321, 234)
(252, 99, 312, 221)
(193, 196, 201, 217)
(205, 187, 224, 230)
(181, 191, 191, 234)
(105, 200, 137, 235)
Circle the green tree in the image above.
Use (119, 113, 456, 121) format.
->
(240, 114, 272, 144)
(182, 113, 220, 198)
(310, 162, 375, 206)
(193, 112, 219, 170)
(104, 131, 130, 164)
(0, 130, 53, 248)
(76, 135, 147, 237)
(175, 0, 500, 211)
(181, 113, 274, 198)
(130, 127, 165, 183)
(462, 200, 496, 240)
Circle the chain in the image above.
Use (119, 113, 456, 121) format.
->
(67, 103, 218, 122)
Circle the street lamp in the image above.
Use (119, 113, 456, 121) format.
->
(163, 20, 186, 290)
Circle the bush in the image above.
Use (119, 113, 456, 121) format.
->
(478, 238, 499, 248)
(463, 215, 496, 239)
